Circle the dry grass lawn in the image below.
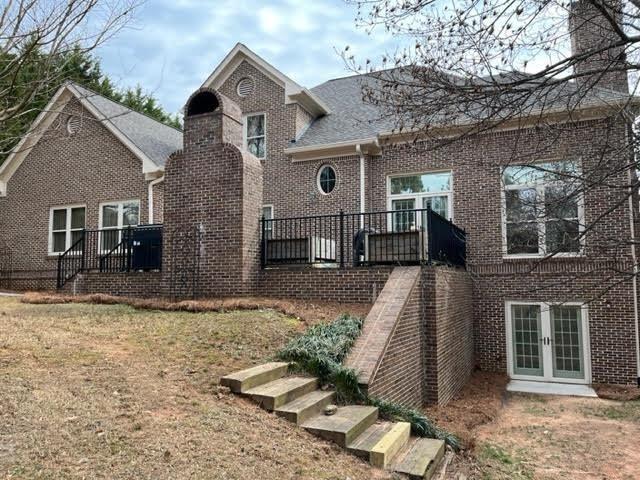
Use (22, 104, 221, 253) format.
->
(0, 296, 389, 480)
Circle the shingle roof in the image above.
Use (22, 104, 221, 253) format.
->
(69, 83, 182, 168)
(294, 69, 637, 148)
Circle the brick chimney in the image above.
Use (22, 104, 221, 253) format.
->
(161, 87, 263, 299)
(568, 0, 628, 92)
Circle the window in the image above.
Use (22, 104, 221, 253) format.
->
(502, 161, 582, 257)
(100, 200, 140, 251)
(317, 165, 336, 195)
(388, 171, 453, 231)
(49, 206, 85, 254)
(244, 113, 266, 159)
(262, 205, 273, 238)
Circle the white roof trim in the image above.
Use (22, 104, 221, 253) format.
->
(201, 43, 330, 116)
(0, 83, 163, 196)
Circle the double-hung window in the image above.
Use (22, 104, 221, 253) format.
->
(387, 171, 452, 231)
(100, 200, 140, 251)
(244, 113, 266, 159)
(262, 205, 273, 239)
(49, 205, 85, 254)
(502, 160, 583, 256)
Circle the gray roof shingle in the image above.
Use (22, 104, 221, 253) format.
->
(70, 83, 182, 168)
(294, 69, 637, 148)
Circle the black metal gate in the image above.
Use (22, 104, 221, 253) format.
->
(168, 225, 202, 301)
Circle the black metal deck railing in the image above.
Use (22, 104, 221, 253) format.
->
(260, 207, 466, 269)
(57, 225, 163, 288)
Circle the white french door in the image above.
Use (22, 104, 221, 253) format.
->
(506, 301, 591, 384)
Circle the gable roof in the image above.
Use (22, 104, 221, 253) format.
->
(289, 69, 640, 154)
(0, 82, 182, 196)
(202, 43, 330, 117)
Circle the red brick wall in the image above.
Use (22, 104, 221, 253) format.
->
(258, 267, 392, 304)
(0, 97, 154, 291)
(62, 271, 162, 297)
(424, 268, 475, 405)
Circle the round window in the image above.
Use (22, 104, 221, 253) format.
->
(317, 165, 336, 195)
(236, 77, 254, 97)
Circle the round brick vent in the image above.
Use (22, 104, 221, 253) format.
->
(237, 77, 254, 97)
(66, 116, 81, 135)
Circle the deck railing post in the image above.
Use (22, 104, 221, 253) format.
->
(260, 216, 267, 269)
(80, 229, 86, 272)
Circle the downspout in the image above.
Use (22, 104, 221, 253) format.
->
(148, 176, 164, 225)
(356, 144, 366, 229)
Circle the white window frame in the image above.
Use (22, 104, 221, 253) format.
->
(98, 199, 140, 252)
(500, 160, 585, 259)
(243, 112, 266, 159)
(386, 170, 454, 230)
(262, 204, 274, 238)
(317, 165, 337, 195)
(48, 204, 86, 255)
(505, 300, 592, 385)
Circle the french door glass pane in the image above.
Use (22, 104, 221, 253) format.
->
(422, 196, 449, 219)
(248, 137, 265, 158)
(102, 205, 119, 228)
(52, 232, 66, 253)
(123, 202, 139, 226)
(511, 304, 544, 376)
(551, 306, 584, 379)
(52, 209, 67, 231)
(102, 229, 119, 251)
(392, 199, 415, 231)
(71, 207, 85, 230)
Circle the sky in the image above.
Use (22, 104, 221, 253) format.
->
(96, 0, 399, 114)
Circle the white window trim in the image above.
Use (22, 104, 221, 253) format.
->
(500, 161, 585, 259)
(505, 300, 592, 385)
(98, 199, 140, 253)
(262, 204, 274, 220)
(317, 165, 337, 195)
(243, 112, 266, 159)
(262, 204, 274, 236)
(386, 170, 454, 230)
(48, 204, 86, 255)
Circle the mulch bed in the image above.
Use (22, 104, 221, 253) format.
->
(594, 383, 640, 401)
(20, 291, 371, 325)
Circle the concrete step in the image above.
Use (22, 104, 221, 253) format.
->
(391, 437, 445, 480)
(302, 405, 379, 447)
(244, 376, 318, 411)
(347, 421, 411, 468)
(275, 390, 336, 425)
(220, 362, 289, 393)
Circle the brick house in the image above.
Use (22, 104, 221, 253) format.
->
(1, 1, 639, 403)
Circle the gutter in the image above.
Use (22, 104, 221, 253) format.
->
(148, 176, 164, 224)
(356, 144, 366, 228)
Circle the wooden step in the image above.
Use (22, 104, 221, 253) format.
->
(220, 362, 289, 393)
(348, 421, 411, 468)
(391, 437, 445, 480)
(302, 405, 378, 447)
(244, 376, 318, 411)
(275, 390, 336, 425)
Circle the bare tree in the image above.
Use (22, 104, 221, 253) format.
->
(345, 0, 640, 299)
(0, 0, 139, 126)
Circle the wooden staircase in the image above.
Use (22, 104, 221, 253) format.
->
(221, 362, 445, 479)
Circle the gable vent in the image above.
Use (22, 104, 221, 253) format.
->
(237, 77, 254, 97)
(66, 116, 81, 135)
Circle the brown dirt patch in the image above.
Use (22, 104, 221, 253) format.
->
(594, 383, 640, 401)
(429, 372, 640, 479)
(22, 291, 371, 325)
(0, 296, 388, 480)
(424, 371, 509, 448)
